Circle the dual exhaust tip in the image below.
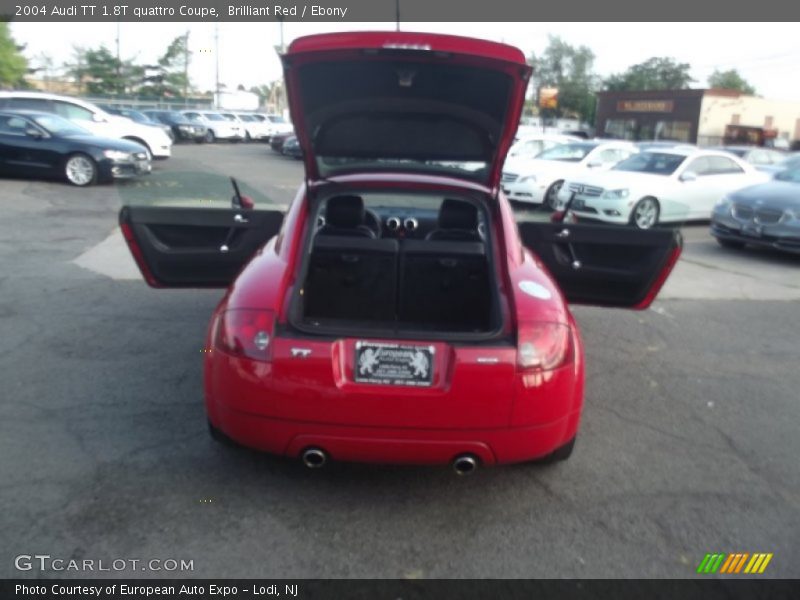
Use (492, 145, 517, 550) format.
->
(301, 447, 479, 475)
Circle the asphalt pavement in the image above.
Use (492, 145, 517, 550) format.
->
(0, 143, 797, 579)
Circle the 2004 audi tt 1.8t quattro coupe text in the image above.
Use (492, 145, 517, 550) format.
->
(120, 32, 682, 472)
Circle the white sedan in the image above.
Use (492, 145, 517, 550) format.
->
(181, 110, 245, 142)
(505, 133, 580, 161)
(556, 148, 771, 229)
(502, 140, 638, 209)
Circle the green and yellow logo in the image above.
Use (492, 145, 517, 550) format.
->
(697, 553, 773, 574)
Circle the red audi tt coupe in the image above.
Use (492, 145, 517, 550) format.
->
(120, 32, 681, 473)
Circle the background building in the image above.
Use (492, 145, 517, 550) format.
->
(595, 89, 800, 147)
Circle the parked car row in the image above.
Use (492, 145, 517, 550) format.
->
(0, 91, 172, 161)
(501, 132, 799, 255)
(167, 110, 292, 144)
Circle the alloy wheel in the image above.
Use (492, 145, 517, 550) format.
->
(545, 181, 563, 210)
(65, 155, 97, 186)
(633, 198, 659, 229)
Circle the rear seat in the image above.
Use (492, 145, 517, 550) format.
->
(304, 235, 399, 323)
(398, 239, 490, 331)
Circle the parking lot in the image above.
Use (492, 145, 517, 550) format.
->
(1, 142, 798, 578)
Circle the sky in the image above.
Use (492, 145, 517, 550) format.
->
(10, 22, 800, 101)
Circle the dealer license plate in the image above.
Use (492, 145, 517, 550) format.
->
(354, 341, 435, 387)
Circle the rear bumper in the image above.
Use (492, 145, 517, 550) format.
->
(210, 402, 582, 466)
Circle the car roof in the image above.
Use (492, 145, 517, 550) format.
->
(0, 90, 105, 112)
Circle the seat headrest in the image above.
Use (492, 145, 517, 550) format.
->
(325, 195, 365, 228)
(438, 198, 478, 230)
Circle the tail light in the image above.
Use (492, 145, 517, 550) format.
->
(214, 309, 275, 361)
(517, 322, 572, 371)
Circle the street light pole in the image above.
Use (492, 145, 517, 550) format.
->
(214, 24, 220, 107)
(115, 20, 121, 96)
(183, 30, 189, 105)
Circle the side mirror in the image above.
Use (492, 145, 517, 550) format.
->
(92, 113, 107, 123)
(680, 171, 697, 182)
(587, 161, 602, 168)
(25, 127, 44, 139)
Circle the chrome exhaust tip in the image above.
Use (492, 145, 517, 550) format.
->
(301, 447, 328, 469)
(452, 454, 479, 476)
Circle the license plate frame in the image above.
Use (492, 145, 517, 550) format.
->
(354, 341, 435, 387)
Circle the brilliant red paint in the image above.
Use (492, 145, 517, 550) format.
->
(122, 32, 680, 469)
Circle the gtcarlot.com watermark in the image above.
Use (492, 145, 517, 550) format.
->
(14, 554, 194, 573)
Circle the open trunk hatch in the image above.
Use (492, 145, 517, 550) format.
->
(283, 32, 531, 188)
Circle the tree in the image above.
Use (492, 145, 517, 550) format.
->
(605, 57, 694, 91)
(140, 35, 190, 98)
(249, 83, 275, 105)
(708, 69, 755, 95)
(0, 22, 28, 88)
(531, 36, 599, 124)
(65, 45, 141, 95)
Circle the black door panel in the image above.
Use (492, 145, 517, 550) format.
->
(518, 222, 681, 308)
(120, 206, 284, 288)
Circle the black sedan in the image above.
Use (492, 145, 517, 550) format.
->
(711, 166, 800, 255)
(99, 106, 175, 140)
(0, 110, 151, 186)
(143, 110, 208, 143)
(269, 130, 294, 153)
(281, 135, 302, 159)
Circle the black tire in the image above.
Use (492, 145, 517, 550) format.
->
(629, 197, 660, 230)
(205, 130, 215, 143)
(64, 153, 98, 187)
(208, 421, 237, 447)
(544, 180, 564, 211)
(716, 237, 746, 250)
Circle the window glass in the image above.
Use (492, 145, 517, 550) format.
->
(708, 156, 744, 174)
(537, 143, 598, 162)
(685, 156, 712, 176)
(595, 148, 625, 164)
(604, 118, 636, 140)
(7, 97, 52, 111)
(53, 101, 94, 121)
(0, 115, 29, 134)
(613, 152, 687, 176)
(747, 150, 770, 165)
(655, 121, 692, 142)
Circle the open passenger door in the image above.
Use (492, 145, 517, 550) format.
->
(119, 206, 284, 288)
(518, 222, 682, 309)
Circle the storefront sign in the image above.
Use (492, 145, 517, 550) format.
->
(539, 87, 559, 109)
(617, 100, 674, 113)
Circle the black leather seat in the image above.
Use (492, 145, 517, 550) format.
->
(317, 194, 376, 239)
(426, 198, 481, 242)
